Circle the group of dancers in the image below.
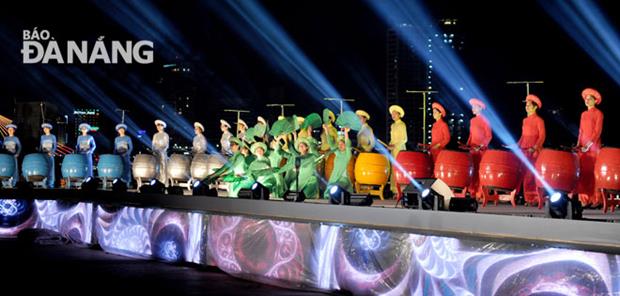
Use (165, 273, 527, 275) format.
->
(1, 87, 604, 206)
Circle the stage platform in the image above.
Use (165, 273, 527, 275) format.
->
(1, 188, 619, 295)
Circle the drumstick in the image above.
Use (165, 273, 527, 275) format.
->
(376, 139, 389, 148)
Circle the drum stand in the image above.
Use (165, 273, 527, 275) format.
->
(600, 188, 620, 213)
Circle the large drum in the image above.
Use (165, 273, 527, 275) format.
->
(394, 151, 433, 185)
(479, 150, 522, 191)
(0, 153, 16, 179)
(22, 153, 49, 182)
(97, 154, 123, 179)
(434, 150, 473, 190)
(132, 154, 158, 180)
(190, 153, 226, 180)
(61, 154, 88, 180)
(594, 147, 620, 213)
(167, 154, 191, 181)
(595, 147, 620, 191)
(355, 153, 389, 185)
(535, 149, 579, 193)
(325, 153, 356, 185)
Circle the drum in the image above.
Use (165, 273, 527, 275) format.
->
(22, 153, 49, 181)
(354, 153, 389, 185)
(434, 150, 473, 189)
(325, 153, 356, 185)
(535, 149, 579, 193)
(132, 154, 158, 180)
(479, 149, 522, 191)
(61, 154, 88, 179)
(97, 154, 123, 179)
(394, 151, 433, 185)
(191, 153, 227, 180)
(167, 154, 191, 181)
(594, 147, 620, 212)
(0, 153, 15, 178)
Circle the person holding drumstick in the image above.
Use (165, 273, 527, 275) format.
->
(429, 102, 450, 162)
(575, 88, 604, 207)
(466, 98, 492, 199)
(517, 94, 546, 205)
(388, 105, 407, 196)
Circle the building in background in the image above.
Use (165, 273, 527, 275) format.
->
(385, 18, 464, 147)
(159, 61, 197, 120)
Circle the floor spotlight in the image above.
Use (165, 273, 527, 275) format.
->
(139, 179, 166, 194)
(192, 180, 218, 197)
(81, 177, 100, 192)
(328, 185, 373, 206)
(448, 197, 478, 212)
(15, 180, 34, 196)
(546, 192, 582, 219)
(111, 178, 127, 193)
(402, 178, 451, 210)
(251, 182, 270, 200)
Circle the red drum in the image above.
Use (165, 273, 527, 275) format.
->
(479, 150, 522, 190)
(535, 149, 579, 193)
(434, 150, 473, 197)
(594, 147, 620, 212)
(479, 150, 522, 207)
(394, 151, 433, 184)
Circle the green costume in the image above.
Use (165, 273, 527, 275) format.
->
(207, 152, 247, 197)
(268, 142, 289, 198)
(323, 135, 353, 199)
(280, 138, 323, 199)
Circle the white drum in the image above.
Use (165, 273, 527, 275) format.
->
(167, 154, 191, 182)
(191, 153, 226, 180)
(132, 154, 158, 180)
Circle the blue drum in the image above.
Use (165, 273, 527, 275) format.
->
(61, 154, 88, 179)
(22, 153, 49, 181)
(97, 154, 123, 179)
(0, 154, 15, 178)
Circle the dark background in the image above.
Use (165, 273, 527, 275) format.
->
(0, 0, 617, 153)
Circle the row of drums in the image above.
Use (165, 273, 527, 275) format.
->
(0, 153, 227, 186)
(322, 148, 620, 205)
(3, 148, 619, 202)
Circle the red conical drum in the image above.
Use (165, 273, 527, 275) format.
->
(394, 151, 433, 185)
(434, 150, 473, 189)
(479, 150, 522, 191)
(595, 147, 620, 191)
(535, 149, 579, 193)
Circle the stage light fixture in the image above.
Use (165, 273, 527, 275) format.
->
(81, 177, 100, 192)
(328, 185, 373, 206)
(192, 180, 218, 197)
(251, 182, 270, 200)
(139, 179, 166, 194)
(402, 178, 453, 211)
(111, 178, 127, 193)
(545, 192, 582, 219)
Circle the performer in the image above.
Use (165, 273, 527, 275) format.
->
(237, 119, 248, 140)
(76, 123, 96, 177)
(388, 105, 407, 195)
(280, 137, 322, 199)
(255, 116, 269, 142)
(466, 98, 492, 199)
(517, 95, 546, 204)
(152, 119, 169, 185)
(355, 110, 375, 152)
(207, 137, 247, 197)
(114, 123, 133, 184)
(40, 123, 57, 188)
(245, 142, 280, 197)
(430, 102, 450, 161)
(323, 126, 353, 199)
(192, 122, 207, 155)
(576, 88, 604, 206)
(220, 119, 233, 156)
(320, 109, 338, 153)
(3, 124, 21, 187)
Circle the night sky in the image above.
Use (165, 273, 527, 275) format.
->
(0, 0, 618, 153)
